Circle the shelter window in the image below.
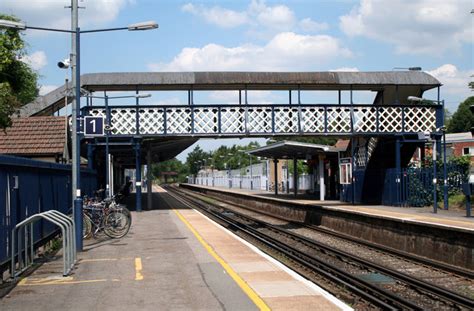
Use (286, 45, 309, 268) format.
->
(339, 158, 352, 184)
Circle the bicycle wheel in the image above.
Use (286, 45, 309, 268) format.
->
(83, 215, 93, 239)
(104, 211, 131, 238)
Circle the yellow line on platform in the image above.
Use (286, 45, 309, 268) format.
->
(18, 277, 108, 286)
(81, 257, 134, 263)
(173, 209, 270, 311)
(135, 257, 144, 281)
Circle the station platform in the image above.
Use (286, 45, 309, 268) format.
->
(0, 187, 349, 311)
(185, 184, 474, 232)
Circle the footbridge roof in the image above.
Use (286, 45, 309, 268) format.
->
(19, 71, 440, 117)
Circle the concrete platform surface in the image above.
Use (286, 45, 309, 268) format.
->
(187, 184, 474, 231)
(0, 188, 349, 311)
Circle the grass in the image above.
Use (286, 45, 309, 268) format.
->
(448, 193, 466, 210)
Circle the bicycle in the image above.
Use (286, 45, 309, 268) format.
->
(82, 193, 132, 239)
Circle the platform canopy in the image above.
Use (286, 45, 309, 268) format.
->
(247, 140, 338, 159)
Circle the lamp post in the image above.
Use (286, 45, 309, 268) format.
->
(0, 7, 157, 251)
(409, 96, 447, 212)
(208, 157, 214, 186)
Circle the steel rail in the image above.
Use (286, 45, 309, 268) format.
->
(164, 186, 420, 310)
(183, 185, 474, 280)
(169, 185, 474, 310)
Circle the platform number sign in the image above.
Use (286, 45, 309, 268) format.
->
(84, 116, 105, 136)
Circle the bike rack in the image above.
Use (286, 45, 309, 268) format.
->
(11, 210, 76, 279)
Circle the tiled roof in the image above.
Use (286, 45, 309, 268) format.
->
(0, 116, 67, 156)
(334, 139, 349, 151)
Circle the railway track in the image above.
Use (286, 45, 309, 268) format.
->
(164, 185, 474, 310)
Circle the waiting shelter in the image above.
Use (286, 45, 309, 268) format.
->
(248, 141, 341, 200)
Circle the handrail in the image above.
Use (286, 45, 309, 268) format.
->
(11, 211, 76, 279)
(82, 102, 442, 110)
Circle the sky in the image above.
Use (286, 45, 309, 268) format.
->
(1, 0, 473, 161)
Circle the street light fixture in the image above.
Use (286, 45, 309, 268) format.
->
(0, 19, 26, 29)
(0, 8, 157, 252)
(393, 67, 422, 71)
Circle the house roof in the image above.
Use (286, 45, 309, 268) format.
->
(0, 116, 67, 156)
(445, 132, 473, 143)
(334, 139, 350, 152)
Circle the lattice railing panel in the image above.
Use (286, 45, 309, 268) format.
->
(275, 107, 299, 133)
(221, 108, 245, 133)
(379, 107, 402, 132)
(353, 107, 377, 132)
(327, 107, 352, 133)
(110, 109, 136, 135)
(166, 107, 191, 134)
(301, 107, 324, 132)
(404, 107, 436, 132)
(83, 105, 439, 136)
(248, 108, 272, 133)
(139, 108, 164, 134)
(194, 108, 219, 134)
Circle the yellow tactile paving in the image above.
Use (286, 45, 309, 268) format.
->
(175, 208, 347, 311)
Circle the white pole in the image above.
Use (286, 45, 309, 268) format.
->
(319, 155, 325, 201)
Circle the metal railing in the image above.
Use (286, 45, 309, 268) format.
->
(83, 103, 441, 137)
(11, 210, 76, 278)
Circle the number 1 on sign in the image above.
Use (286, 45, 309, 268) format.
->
(90, 119, 96, 132)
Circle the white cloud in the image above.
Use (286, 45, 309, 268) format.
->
(330, 67, 359, 72)
(299, 18, 329, 33)
(148, 32, 352, 72)
(182, 3, 248, 28)
(253, 3, 295, 30)
(427, 64, 473, 98)
(39, 84, 58, 95)
(20, 51, 47, 70)
(0, 0, 132, 33)
(339, 0, 472, 55)
(182, 0, 326, 35)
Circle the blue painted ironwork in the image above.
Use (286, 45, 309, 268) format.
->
(395, 138, 401, 206)
(0, 155, 96, 275)
(135, 140, 142, 212)
(82, 103, 440, 138)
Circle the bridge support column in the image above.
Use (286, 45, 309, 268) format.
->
(319, 155, 325, 201)
(293, 157, 298, 197)
(433, 136, 440, 214)
(147, 147, 152, 211)
(135, 140, 142, 212)
(87, 143, 94, 170)
(273, 158, 278, 196)
(395, 137, 401, 206)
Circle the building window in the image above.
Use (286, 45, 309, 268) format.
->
(462, 147, 474, 156)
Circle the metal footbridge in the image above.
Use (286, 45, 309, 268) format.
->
(20, 71, 443, 208)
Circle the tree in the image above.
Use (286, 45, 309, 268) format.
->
(0, 14, 39, 129)
(151, 158, 187, 183)
(186, 145, 210, 175)
(447, 96, 474, 133)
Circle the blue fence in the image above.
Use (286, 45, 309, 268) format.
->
(0, 155, 97, 273)
(341, 165, 467, 207)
